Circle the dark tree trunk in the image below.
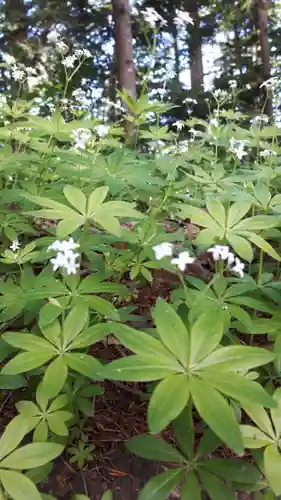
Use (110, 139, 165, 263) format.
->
(111, 0, 136, 100)
(187, 0, 204, 92)
(255, 0, 272, 117)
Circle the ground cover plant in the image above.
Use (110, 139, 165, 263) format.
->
(1, 3, 281, 499)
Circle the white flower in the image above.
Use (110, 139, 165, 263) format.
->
(229, 79, 237, 89)
(2, 53, 16, 65)
(227, 252, 235, 266)
(172, 120, 185, 131)
(171, 251, 195, 271)
(260, 77, 280, 90)
(62, 55, 77, 68)
(213, 89, 228, 100)
(186, 191, 191, 200)
(229, 137, 248, 161)
(246, 84, 251, 90)
(48, 238, 80, 275)
(174, 10, 193, 27)
(141, 7, 166, 28)
(260, 149, 276, 157)
(47, 30, 60, 43)
(27, 76, 41, 90)
(88, 0, 95, 5)
(231, 257, 245, 278)
(153, 242, 173, 260)
(26, 66, 37, 75)
(12, 68, 25, 81)
(72, 128, 91, 149)
(210, 118, 219, 127)
(252, 115, 269, 125)
(96, 124, 109, 137)
(48, 237, 80, 253)
(56, 41, 68, 55)
(10, 240, 20, 252)
(207, 245, 231, 261)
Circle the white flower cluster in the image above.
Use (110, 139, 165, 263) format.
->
(174, 10, 194, 28)
(62, 49, 91, 69)
(229, 79, 237, 89)
(229, 137, 248, 161)
(96, 124, 109, 138)
(2, 52, 48, 89)
(153, 242, 195, 272)
(207, 245, 245, 277)
(140, 7, 193, 29)
(72, 128, 91, 149)
(260, 149, 276, 157)
(251, 115, 269, 125)
(260, 77, 280, 91)
(141, 7, 167, 28)
(48, 238, 80, 275)
(213, 89, 228, 101)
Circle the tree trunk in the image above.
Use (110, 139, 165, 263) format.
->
(187, 0, 204, 92)
(111, 0, 136, 100)
(255, 0, 272, 117)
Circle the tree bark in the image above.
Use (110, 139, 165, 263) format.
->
(255, 0, 272, 117)
(187, 0, 204, 92)
(111, 0, 136, 100)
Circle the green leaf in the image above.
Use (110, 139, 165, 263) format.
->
(227, 234, 253, 262)
(0, 416, 29, 461)
(0, 443, 63, 470)
(100, 201, 143, 218)
(190, 376, 243, 454)
(102, 355, 183, 381)
(48, 394, 69, 413)
(197, 345, 276, 371)
(138, 469, 185, 500)
(206, 199, 226, 227)
(33, 420, 48, 443)
(148, 374, 190, 433)
(270, 387, 281, 436)
(88, 296, 119, 320)
(2, 333, 56, 353)
(0, 375, 24, 390)
(181, 472, 201, 500)
(202, 458, 261, 484)
(153, 299, 189, 366)
(2, 352, 54, 375)
(78, 276, 126, 295)
(63, 302, 89, 348)
(264, 444, 281, 495)
(64, 353, 103, 379)
(63, 186, 86, 215)
(109, 322, 176, 361)
(248, 232, 281, 261)
(179, 205, 221, 230)
(41, 357, 68, 400)
(240, 425, 273, 448)
(190, 310, 224, 365)
(101, 493, 113, 500)
(172, 406, 194, 459)
(40, 320, 61, 348)
(235, 215, 279, 231)
(126, 435, 185, 462)
(200, 370, 277, 408)
(199, 469, 236, 500)
(196, 429, 221, 457)
(0, 470, 41, 500)
(243, 402, 275, 437)
(56, 216, 84, 239)
(46, 412, 71, 436)
(87, 186, 109, 216)
(69, 323, 109, 350)
(227, 200, 252, 228)
(94, 212, 121, 236)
